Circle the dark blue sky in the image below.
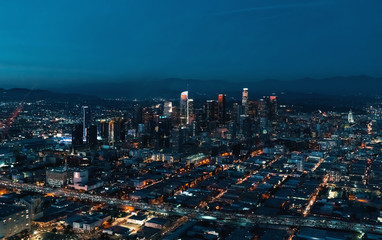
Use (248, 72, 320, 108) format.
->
(0, 0, 381, 88)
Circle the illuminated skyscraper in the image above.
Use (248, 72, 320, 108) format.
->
(188, 99, 194, 124)
(348, 109, 355, 124)
(242, 88, 248, 114)
(108, 120, 115, 144)
(108, 118, 124, 144)
(218, 94, 226, 123)
(82, 106, 90, 140)
(180, 91, 189, 125)
(247, 100, 257, 119)
(270, 96, 278, 120)
(232, 102, 240, 122)
(204, 100, 218, 121)
(100, 119, 108, 140)
(163, 101, 173, 117)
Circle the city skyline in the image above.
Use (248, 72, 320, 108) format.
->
(1, 1, 382, 239)
(1, 84, 381, 239)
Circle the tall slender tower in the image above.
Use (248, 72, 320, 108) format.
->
(108, 119, 115, 144)
(82, 106, 90, 141)
(348, 109, 355, 124)
(218, 94, 226, 123)
(180, 91, 189, 125)
(188, 98, 194, 124)
(242, 88, 248, 115)
(204, 100, 218, 121)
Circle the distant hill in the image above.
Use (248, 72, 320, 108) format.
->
(48, 75, 382, 99)
(0, 75, 378, 112)
(0, 88, 100, 103)
(0, 76, 376, 111)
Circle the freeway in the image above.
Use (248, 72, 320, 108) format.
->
(1, 180, 382, 234)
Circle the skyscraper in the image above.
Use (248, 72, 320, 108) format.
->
(72, 124, 83, 147)
(232, 102, 241, 122)
(218, 94, 226, 123)
(155, 116, 172, 148)
(87, 125, 98, 148)
(348, 110, 355, 124)
(270, 96, 278, 120)
(188, 98, 194, 124)
(180, 91, 189, 126)
(108, 118, 124, 144)
(204, 100, 218, 121)
(247, 100, 257, 119)
(108, 120, 115, 144)
(100, 119, 109, 140)
(82, 106, 90, 141)
(133, 104, 143, 127)
(163, 101, 173, 118)
(242, 88, 248, 115)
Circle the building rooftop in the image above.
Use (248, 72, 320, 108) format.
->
(0, 204, 27, 219)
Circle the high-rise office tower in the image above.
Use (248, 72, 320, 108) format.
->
(171, 126, 188, 151)
(155, 116, 172, 149)
(240, 115, 252, 138)
(163, 101, 173, 118)
(190, 120, 198, 137)
(218, 94, 226, 123)
(258, 97, 268, 118)
(232, 102, 241, 122)
(270, 96, 278, 120)
(348, 110, 355, 124)
(247, 100, 257, 119)
(241, 88, 248, 114)
(108, 120, 115, 144)
(171, 106, 180, 126)
(180, 91, 189, 125)
(188, 99, 194, 124)
(133, 104, 143, 127)
(204, 100, 218, 121)
(87, 125, 98, 148)
(72, 124, 83, 147)
(242, 88, 249, 114)
(82, 106, 90, 141)
(108, 118, 124, 144)
(100, 119, 109, 140)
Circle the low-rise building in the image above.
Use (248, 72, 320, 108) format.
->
(0, 205, 30, 239)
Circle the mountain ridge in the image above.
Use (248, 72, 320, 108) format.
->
(2, 75, 381, 102)
(45, 75, 382, 98)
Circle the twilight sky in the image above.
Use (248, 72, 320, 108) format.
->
(0, 0, 381, 88)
